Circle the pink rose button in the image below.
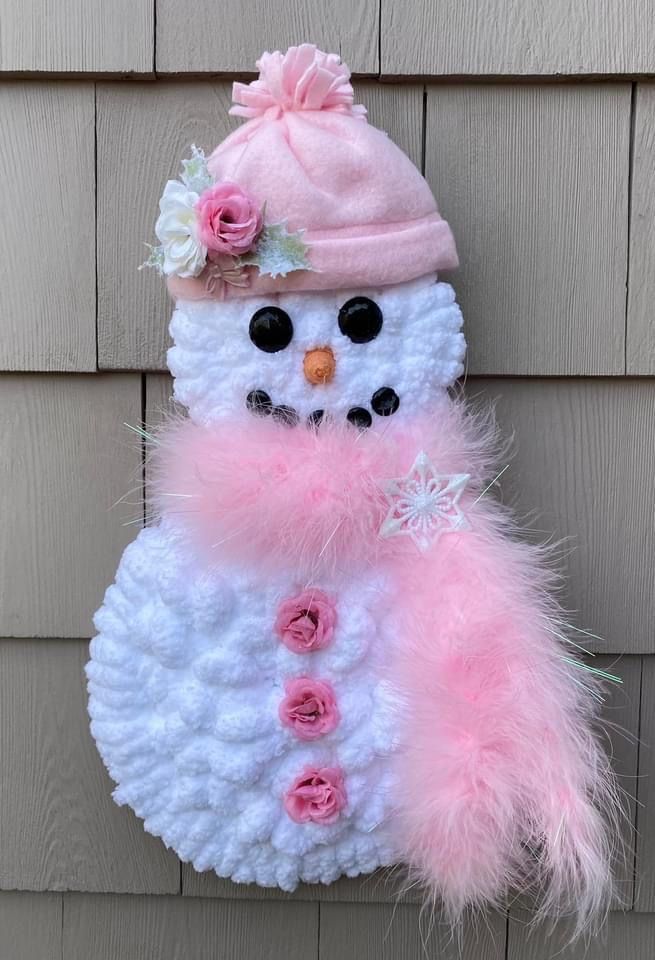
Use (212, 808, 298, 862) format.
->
(274, 589, 337, 654)
(284, 766, 347, 825)
(279, 677, 339, 741)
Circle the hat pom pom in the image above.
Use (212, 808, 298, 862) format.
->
(230, 44, 367, 120)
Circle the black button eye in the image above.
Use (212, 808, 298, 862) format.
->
(338, 297, 383, 343)
(371, 387, 400, 417)
(249, 306, 293, 353)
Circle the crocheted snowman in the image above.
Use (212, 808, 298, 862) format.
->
(88, 45, 618, 926)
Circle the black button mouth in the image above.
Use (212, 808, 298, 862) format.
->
(246, 390, 299, 427)
(271, 404, 300, 427)
(371, 387, 400, 417)
(346, 407, 372, 430)
(247, 393, 398, 431)
(246, 389, 272, 415)
(307, 409, 325, 428)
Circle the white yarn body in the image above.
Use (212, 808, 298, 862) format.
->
(87, 517, 403, 890)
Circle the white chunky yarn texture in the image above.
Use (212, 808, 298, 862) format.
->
(87, 277, 466, 888)
(88, 520, 403, 888)
(168, 275, 465, 424)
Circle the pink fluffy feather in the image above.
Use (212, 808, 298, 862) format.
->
(151, 400, 621, 931)
(389, 505, 620, 933)
(150, 401, 493, 577)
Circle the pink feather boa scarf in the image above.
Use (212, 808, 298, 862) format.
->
(152, 401, 620, 931)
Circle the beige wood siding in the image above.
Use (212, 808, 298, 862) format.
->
(0, 84, 96, 371)
(382, 0, 655, 76)
(0, 375, 142, 636)
(0, 640, 180, 893)
(426, 84, 630, 375)
(1, 3, 654, 956)
(62, 894, 319, 959)
(0, 892, 61, 960)
(0, 0, 153, 73)
(155, 0, 379, 75)
(627, 83, 655, 374)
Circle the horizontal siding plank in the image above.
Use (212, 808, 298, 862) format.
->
(0, 374, 141, 637)
(0, 891, 62, 960)
(508, 910, 655, 958)
(475, 379, 655, 653)
(99, 82, 423, 372)
(63, 892, 318, 960)
(0, 83, 95, 371)
(182, 864, 420, 903)
(156, 1, 378, 75)
(382, 1, 655, 77)
(319, 902, 506, 959)
(426, 84, 630, 375)
(634, 656, 655, 911)
(97, 82, 234, 371)
(627, 83, 655, 374)
(0, 0, 152, 73)
(0, 639, 180, 894)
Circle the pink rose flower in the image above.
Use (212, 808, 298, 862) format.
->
(274, 590, 337, 654)
(195, 181, 263, 255)
(284, 766, 347, 824)
(279, 677, 339, 740)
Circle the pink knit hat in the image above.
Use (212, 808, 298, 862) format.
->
(161, 45, 458, 301)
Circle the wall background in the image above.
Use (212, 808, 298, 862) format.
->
(0, 2, 654, 957)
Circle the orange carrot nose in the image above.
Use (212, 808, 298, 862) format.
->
(303, 347, 336, 385)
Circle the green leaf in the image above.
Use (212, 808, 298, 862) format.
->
(239, 221, 312, 278)
(180, 144, 212, 195)
(139, 243, 165, 274)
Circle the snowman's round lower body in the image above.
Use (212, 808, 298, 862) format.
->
(87, 520, 402, 890)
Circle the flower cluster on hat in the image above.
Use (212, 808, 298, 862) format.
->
(141, 145, 312, 284)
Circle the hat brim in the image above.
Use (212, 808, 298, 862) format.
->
(167, 214, 458, 302)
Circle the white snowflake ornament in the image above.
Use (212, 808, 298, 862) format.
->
(379, 451, 470, 552)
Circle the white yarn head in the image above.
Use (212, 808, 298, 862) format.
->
(167, 275, 466, 426)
